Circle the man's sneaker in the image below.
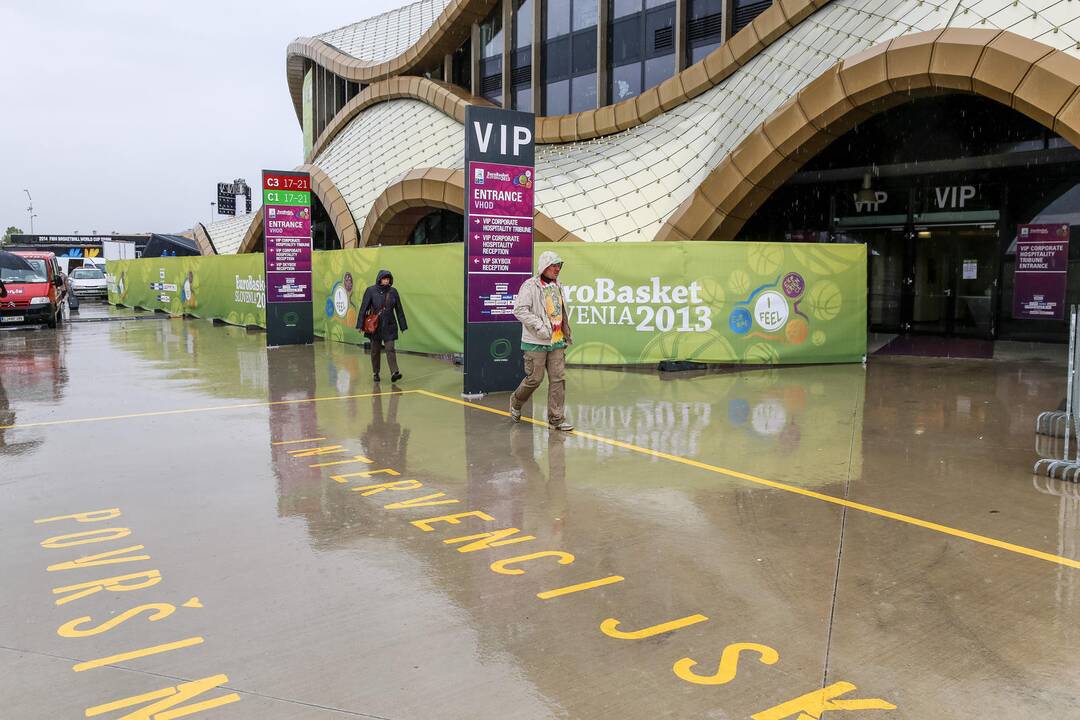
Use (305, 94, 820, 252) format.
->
(391, 372, 403, 382)
(373, 373, 380, 382)
(510, 403, 521, 423)
(550, 421, 574, 432)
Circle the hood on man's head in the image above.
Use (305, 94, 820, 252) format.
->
(536, 250, 563, 277)
(375, 269, 393, 285)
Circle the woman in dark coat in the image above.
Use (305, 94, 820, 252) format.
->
(357, 269, 407, 383)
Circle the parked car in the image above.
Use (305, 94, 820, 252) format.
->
(1, 251, 67, 328)
(57, 256, 107, 276)
(69, 267, 108, 299)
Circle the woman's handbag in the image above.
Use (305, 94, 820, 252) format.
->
(362, 308, 382, 334)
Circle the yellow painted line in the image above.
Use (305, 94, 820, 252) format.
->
(0, 391, 413, 430)
(72, 636, 204, 672)
(272, 437, 328, 445)
(414, 389, 1080, 571)
(537, 575, 626, 599)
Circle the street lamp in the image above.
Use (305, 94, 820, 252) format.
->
(23, 189, 34, 234)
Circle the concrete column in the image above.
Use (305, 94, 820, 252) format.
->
(597, 0, 609, 107)
(502, 0, 512, 108)
(322, 66, 332, 137)
(675, 0, 687, 70)
(311, 63, 320, 139)
(444, 52, 453, 83)
(722, 0, 734, 41)
(532, 0, 542, 113)
(471, 22, 481, 95)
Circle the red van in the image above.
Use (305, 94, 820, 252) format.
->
(1, 251, 67, 328)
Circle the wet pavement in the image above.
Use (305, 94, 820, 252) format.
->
(1, 317, 1078, 719)
(0, 300, 159, 333)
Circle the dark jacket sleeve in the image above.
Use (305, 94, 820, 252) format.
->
(357, 288, 373, 330)
(394, 290, 407, 332)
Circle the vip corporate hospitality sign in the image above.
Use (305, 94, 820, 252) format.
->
(463, 106, 535, 395)
(1014, 223, 1070, 321)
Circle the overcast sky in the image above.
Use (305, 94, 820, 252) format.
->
(0, 0, 404, 236)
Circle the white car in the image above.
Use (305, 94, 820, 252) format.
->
(69, 267, 108, 298)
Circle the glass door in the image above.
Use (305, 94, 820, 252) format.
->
(843, 227, 906, 332)
(911, 225, 997, 338)
(912, 231, 951, 334)
(942, 225, 997, 338)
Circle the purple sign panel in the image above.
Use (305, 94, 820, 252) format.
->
(1013, 223, 1070, 320)
(265, 272, 312, 303)
(466, 160, 534, 323)
(262, 175, 313, 304)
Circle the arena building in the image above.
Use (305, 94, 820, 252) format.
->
(197, 0, 1080, 342)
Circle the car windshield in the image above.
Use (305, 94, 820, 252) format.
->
(1, 258, 48, 283)
(72, 268, 105, 279)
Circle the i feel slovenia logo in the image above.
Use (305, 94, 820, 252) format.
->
(728, 272, 810, 344)
(325, 272, 358, 327)
(180, 271, 197, 308)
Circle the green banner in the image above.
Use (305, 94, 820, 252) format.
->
(314, 244, 463, 355)
(554, 242, 866, 365)
(263, 189, 310, 206)
(110, 241, 866, 365)
(108, 254, 266, 328)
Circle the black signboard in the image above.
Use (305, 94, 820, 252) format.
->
(463, 106, 536, 396)
(217, 184, 235, 215)
(216, 179, 252, 217)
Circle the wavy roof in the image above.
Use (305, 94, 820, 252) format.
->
(303, 0, 1080, 247)
(315, 0, 451, 63)
(201, 212, 259, 255)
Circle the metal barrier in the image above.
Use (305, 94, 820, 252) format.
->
(1035, 306, 1080, 480)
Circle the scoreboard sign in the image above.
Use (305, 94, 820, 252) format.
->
(217, 179, 253, 216)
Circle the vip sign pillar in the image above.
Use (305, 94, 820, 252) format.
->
(463, 106, 536, 396)
(262, 170, 314, 346)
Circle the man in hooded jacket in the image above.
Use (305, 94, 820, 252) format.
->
(510, 250, 574, 431)
(357, 269, 408, 383)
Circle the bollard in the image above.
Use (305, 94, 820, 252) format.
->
(1035, 306, 1080, 480)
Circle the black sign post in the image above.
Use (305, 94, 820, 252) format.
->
(262, 170, 314, 347)
(463, 106, 535, 397)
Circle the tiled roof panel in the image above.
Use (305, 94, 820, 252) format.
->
(316, 0, 451, 63)
(204, 212, 259, 255)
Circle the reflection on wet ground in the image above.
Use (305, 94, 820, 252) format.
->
(1, 317, 1077, 719)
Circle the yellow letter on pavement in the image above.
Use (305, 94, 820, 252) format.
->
(752, 681, 896, 719)
(444, 528, 536, 553)
(41, 528, 131, 549)
(84, 673, 240, 718)
(490, 551, 575, 575)
(384, 493, 460, 509)
(350, 480, 423, 494)
(411, 511, 495, 532)
(673, 642, 779, 685)
(600, 613, 708, 640)
(34, 508, 122, 524)
(47, 545, 150, 572)
(52, 570, 162, 606)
